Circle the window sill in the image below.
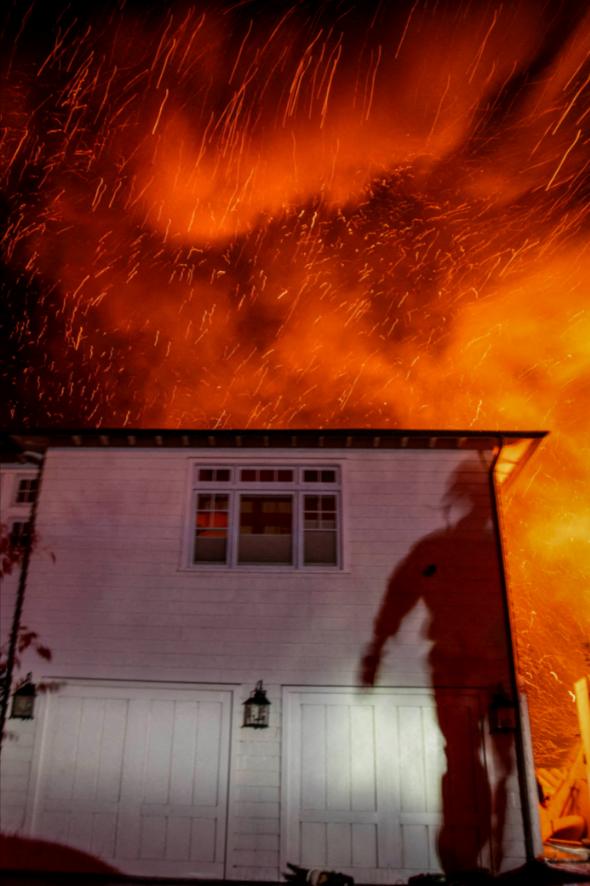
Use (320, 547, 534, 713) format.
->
(177, 565, 350, 574)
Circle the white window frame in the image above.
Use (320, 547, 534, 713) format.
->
(186, 464, 342, 570)
(13, 473, 39, 505)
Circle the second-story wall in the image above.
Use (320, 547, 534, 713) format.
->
(18, 444, 511, 690)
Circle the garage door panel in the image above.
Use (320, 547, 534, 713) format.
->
(350, 706, 377, 812)
(165, 816, 191, 860)
(115, 808, 141, 860)
(283, 688, 487, 881)
(374, 700, 400, 868)
(194, 701, 223, 806)
(326, 707, 350, 810)
(139, 814, 167, 859)
(402, 823, 429, 869)
(298, 819, 380, 870)
(91, 812, 118, 858)
(427, 822, 438, 871)
(47, 696, 128, 809)
(96, 699, 127, 803)
(302, 705, 326, 809)
(119, 697, 150, 807)
(447, 704, 480, 819)
(68, 810, 95, 853)
(301, 821, 326, 867)
(352, 822, 377, 867)
(29, 683, 232, 878)
(423, 705, 444, 815)
(170, 703, 198, 805)
(46, 697, 82, 800)
(326, 821, 351, 866)
(71, 701, 103, 802)
(300, 702, 378, 816)
(37, 807, 118, 857)
(144, 700, 175, 804)
(399, 706, 428, 814)
(190, 817, 217, 862)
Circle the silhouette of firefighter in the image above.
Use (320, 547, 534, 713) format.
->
(361, 459, 514, 875)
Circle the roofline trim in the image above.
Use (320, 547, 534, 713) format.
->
(1, 427, 549, 458)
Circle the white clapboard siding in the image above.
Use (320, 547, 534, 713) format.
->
(282, 687, 488, 882)
(27, 683, 232, 878)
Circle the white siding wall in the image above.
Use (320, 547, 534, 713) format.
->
(0, 446, 524, 876)
(0, 465, 36, 648)
(1, 466, 38, 835)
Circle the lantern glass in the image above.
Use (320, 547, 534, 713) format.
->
(243, 681, 271, 729)
(489, 688, 516, 734)
(10, 678, 36, 719)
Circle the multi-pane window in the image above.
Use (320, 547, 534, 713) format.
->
(198, 468, 231, 482)
(303, 469, 337, 483)
(303, 495, 338, 564)
(190, 465, 340, 568)
(10, 521, 32, 549)
(194, 493, 229, 563)
(15, 477, 38, 504)
(240, 468, 294, 483)
(239, 495, 293, 563)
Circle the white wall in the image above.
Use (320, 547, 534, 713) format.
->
(0, 465, 37, 648)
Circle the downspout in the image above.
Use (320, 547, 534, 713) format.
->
(0, 449, 45, 753)
(487, 438, 536, 863)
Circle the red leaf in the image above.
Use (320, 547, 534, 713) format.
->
(36, 645, 52, 661)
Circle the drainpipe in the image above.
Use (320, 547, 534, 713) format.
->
(487, 438, 536, 863)
(0, 449, 45, 753)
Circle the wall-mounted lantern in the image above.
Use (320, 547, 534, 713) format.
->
(10, 673, 36, 720)
(243, 680, 271, 729)
(489, 686, 517, 734)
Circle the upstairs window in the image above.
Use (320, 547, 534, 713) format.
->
(304, 494, 338, 564)
(197, 468, 231, 482)
(190, 465, 341, 568)
(239, 495, 293, 563)
(10, 521, 32, 549)
(240, 468, 294, 483)
(194, 493, 229, 563)
(15, 476, 39, 504)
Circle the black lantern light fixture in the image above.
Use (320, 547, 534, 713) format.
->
(489, 685, 517, 734)
(10, 673, 36, 720)
(243, 680, 271, 729)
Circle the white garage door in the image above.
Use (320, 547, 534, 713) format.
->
(282, 687, 488, 882)
(27, 682, 232, 878)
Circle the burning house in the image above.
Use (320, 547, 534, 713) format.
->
(0, 428, 553, 881)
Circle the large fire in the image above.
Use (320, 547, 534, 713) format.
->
(1, 1, 589, 765)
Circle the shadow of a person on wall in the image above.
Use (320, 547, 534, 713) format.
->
(360, 459, 515, 877)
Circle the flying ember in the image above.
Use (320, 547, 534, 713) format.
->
(1, 0, 589, 768)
